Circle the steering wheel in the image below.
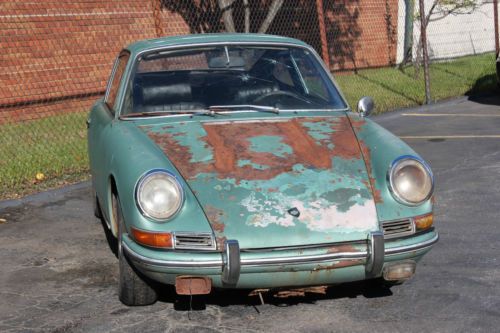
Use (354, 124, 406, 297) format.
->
(253, 90, 310, 104)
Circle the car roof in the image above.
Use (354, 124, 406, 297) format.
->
(125, 33, 310, 56)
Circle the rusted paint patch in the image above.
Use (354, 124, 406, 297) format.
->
(325, 244, 360, 254)
(349, 117, 367, 131)
(204, 205, 226, 233)
(143, 118, 365, 183)
(143, 118, 337, 183)
(145, 131, 212, 177)
(216, 236, 227, 250)
(348, 116, 383, 204)
(358, 140, 383, 204)
(330, 116, 363, 160)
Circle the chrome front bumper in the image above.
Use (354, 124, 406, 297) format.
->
(121, 231, 439, 285)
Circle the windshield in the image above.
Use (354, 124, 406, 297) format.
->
(122, 45, 347, 115)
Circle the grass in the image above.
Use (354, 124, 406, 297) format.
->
(0, 52, 497, 199)
(0, 112, 90, 199)
(335, 52, 498, 114)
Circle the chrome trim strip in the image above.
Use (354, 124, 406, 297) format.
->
(122, 233, 438, 269)
(385, 232, 439, 256)
(104, 57, 119, 103)
(122, 241, 223, 268)
(240, 251, 367, 267)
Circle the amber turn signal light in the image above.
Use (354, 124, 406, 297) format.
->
(414, 213, 433, 231)
(131, 227, 173, 248)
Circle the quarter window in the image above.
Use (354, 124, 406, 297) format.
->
(105, 52, 130, 112)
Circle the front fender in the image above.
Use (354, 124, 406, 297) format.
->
(348, 113, 433, 221)
(101, 120, 213, 237)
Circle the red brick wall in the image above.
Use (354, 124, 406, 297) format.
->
(0, 0, 398, 123)
(324, 0, 399, 71)
(0, 1, 191, 124)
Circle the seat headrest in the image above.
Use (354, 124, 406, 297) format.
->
(141, 83, 192, 105)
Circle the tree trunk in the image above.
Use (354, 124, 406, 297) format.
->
(243, 0, 250, 33)
(398, 0, 414, 69)
(258, 0, 284, 33)
(418, 0, 432, 104)
(413, 0, 436, 78)
(218, 0, 236, 32)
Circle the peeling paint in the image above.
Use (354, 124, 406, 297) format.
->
(204, 205, 226, 233)
(140, 116, 380, 248)
(358, 140, 383, 204)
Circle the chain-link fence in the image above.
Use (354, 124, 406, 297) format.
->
(0, 0, 498, 199)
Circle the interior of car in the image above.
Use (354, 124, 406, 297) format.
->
(126, 47, 343, 114)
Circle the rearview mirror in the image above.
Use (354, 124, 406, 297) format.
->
(357, 96, 374, 117)
(208, 56, 245, 69)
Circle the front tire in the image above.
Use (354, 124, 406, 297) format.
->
(113, 193, 158, 306)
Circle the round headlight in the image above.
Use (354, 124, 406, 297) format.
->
(388, 156, 433, 206)
(135, 170, 183, 221)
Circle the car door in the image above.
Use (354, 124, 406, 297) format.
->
(88, 51, 130, 226)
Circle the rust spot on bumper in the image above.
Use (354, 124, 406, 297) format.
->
(325, 244, 360, 254)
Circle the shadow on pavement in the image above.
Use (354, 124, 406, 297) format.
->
(465, 74, 500, 106)
(99, 216, 119, 258)
(155, 279, 394, 312)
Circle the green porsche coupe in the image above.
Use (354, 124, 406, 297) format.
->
(87, 33, 438, 306)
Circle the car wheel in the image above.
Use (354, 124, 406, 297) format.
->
(113, 193, 158, 306)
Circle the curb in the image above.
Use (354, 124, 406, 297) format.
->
(0, 181, 91, 210)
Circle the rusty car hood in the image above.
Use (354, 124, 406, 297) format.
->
(139, 115, 380, 249)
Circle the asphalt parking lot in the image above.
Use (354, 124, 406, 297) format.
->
(1, 95, 500, 333)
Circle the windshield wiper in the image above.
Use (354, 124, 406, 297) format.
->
(208, 104, 280, 114)
(120, 109, 226, 119)
(120, 105, 279, 119)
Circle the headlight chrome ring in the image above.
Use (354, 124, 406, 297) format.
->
(135, 169, 184, 221)
(387, 155, 434, 206)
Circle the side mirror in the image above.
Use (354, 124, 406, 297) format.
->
(357, 96, 374, 117)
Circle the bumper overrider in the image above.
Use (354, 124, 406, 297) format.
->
(121, 230, 439, 291)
